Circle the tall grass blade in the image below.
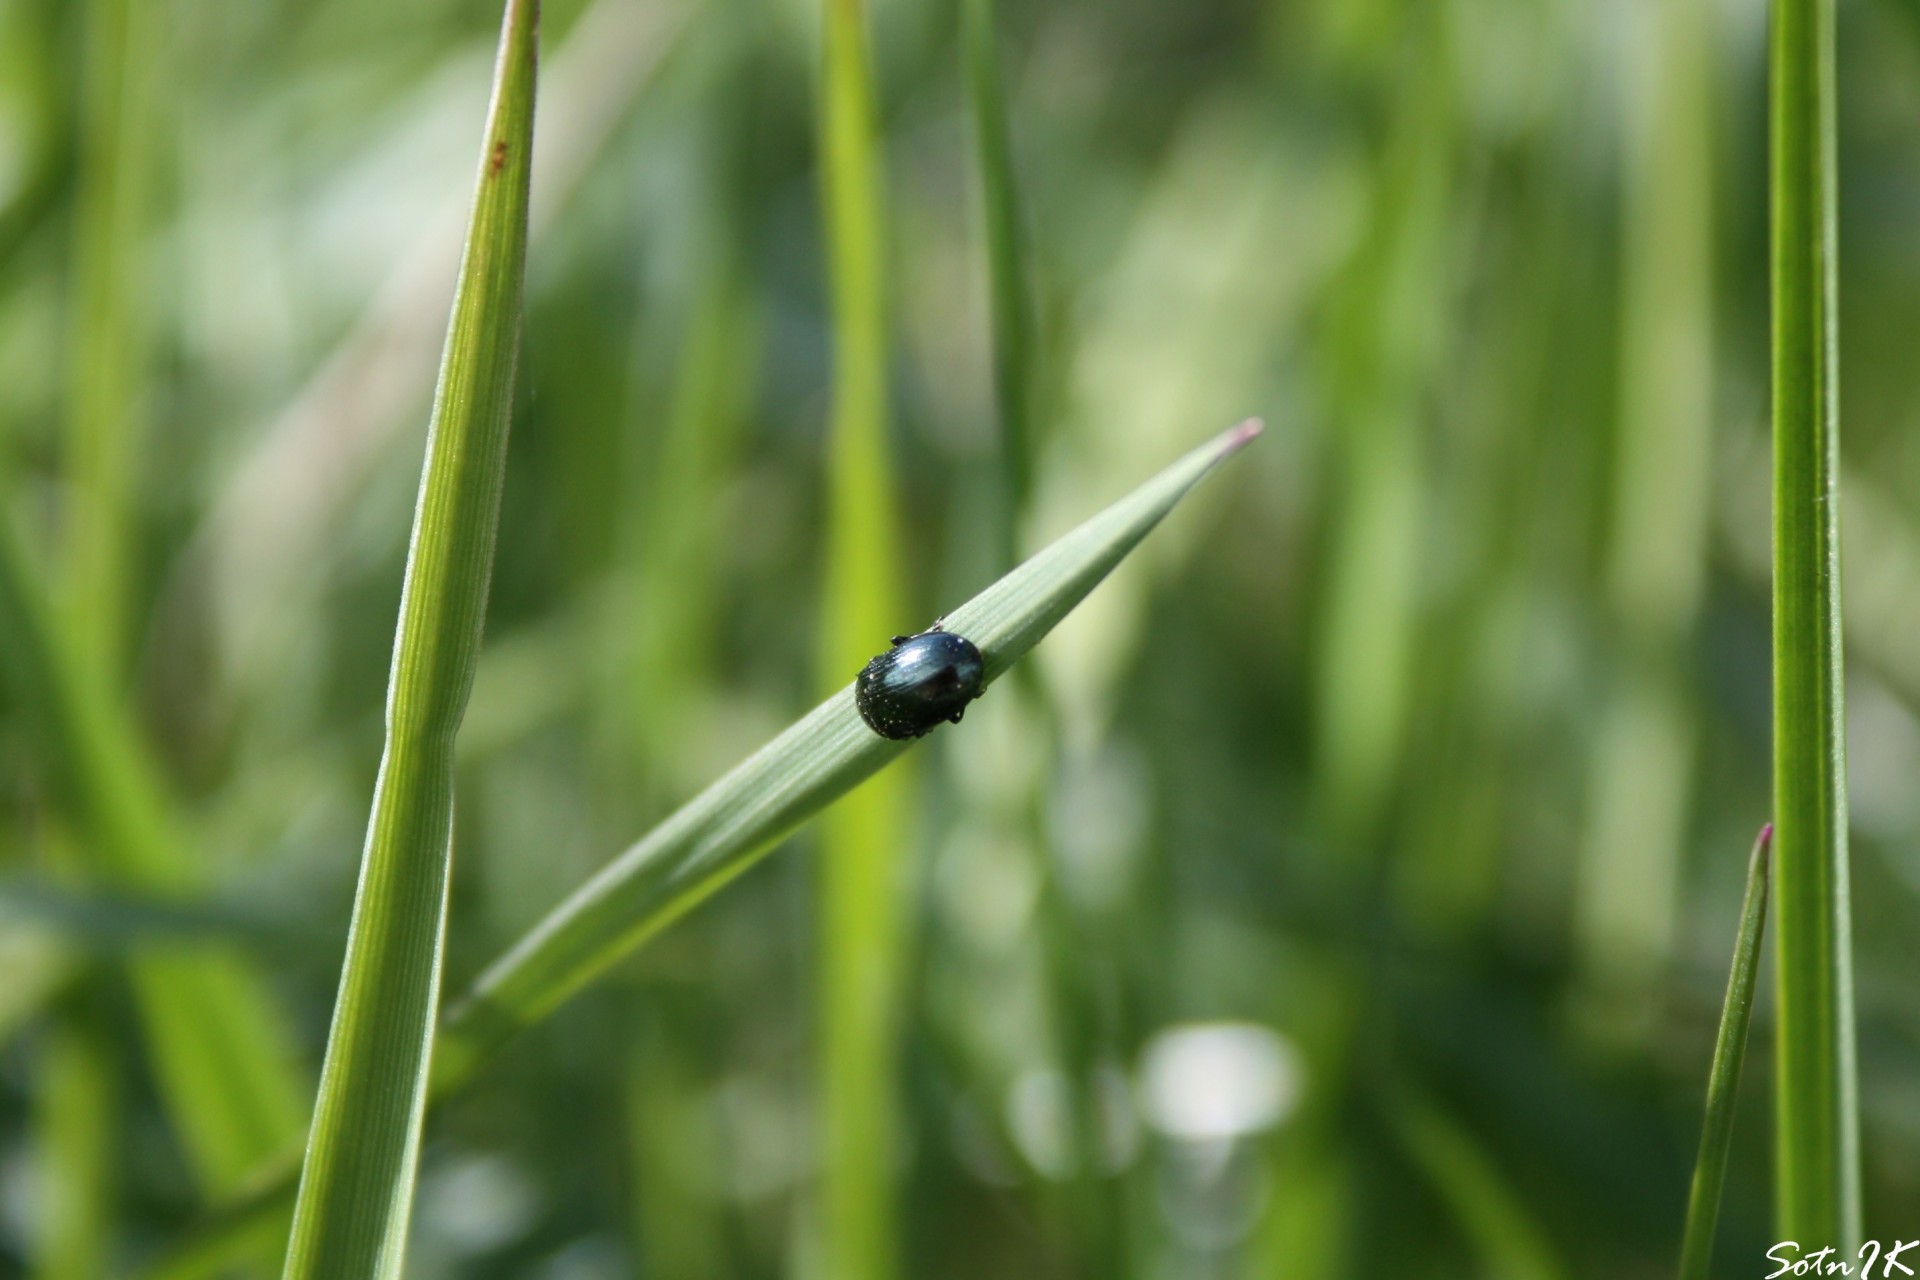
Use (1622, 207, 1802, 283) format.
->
(815, 1, 907, 1275)
(1768, 0, 1859, 1246)
(1679, 824, 1773, 1280)
(0, 521, 307, 1196)
(279, 3, 538, 1276)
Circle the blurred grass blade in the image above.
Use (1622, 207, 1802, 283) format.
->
(145, 420, 1260, 1278)
(436, 420, 1262, 1083)
(1679, 824, 1773, 1280)
(1573, 0, 1714, 1007)
(0, 522, 307, 1196)
(280, 3, 537, 1276)
(172, 0, 685, 724)
(1768, 0, 1859, 1246)
(815, 0, 906, 1275)
(33, 1007, 115, 1280)
(64, 0, 157, 672)
(1388, 1087, 1567, 1280)
(963, 0, 1038, 553)
(1314, 10, 1456, 847)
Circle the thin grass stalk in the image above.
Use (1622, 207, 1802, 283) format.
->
(815, 1, 907, 1276)
(280, 4, 537, 1275)
(1679, 825, 1773, 1280)
(1767, 0, 1859, 1247)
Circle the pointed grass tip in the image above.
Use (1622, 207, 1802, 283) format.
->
(1223, 417, 1265, 452)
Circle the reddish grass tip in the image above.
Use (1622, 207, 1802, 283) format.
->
(1221, 417, 1265, 452)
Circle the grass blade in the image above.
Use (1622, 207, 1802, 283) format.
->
(280, 3, 537, 1276)
(147, 421, 1261, 1274)
(1573, 0, 1715, 1009)
(1388, 1087, 1566, 1280)
(32, 1006, 116, 1280)
(1679, 824, 1773, 1280)
(0, 522, 307, 1197)
(963, 0, 1037, 551)
(815, 0, 906, 1274)
(435, 420, 1261, 1082)
(1768, 0, 1859, 1246)
(63, 0, 157, 670)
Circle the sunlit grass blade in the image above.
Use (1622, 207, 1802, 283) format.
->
(1768, 0, 1859, 1247)
(0, 522, 307, 1197)
(434, 420, 1261, 1082)
(816, 0, 906, 1274)
(32, 1006, 115, 1280)
(1679, 824, 1773, 1280)
(1314, 9, 1455, 847)
(279, 3, 537, 1276)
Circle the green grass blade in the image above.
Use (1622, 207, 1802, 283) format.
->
(0, 522, 307, 1197)
(32, 1008, 116, 1280)
(279, 3, 538, 1276)
(1768, 0, 1859, 1247)
(1679, 824, 1773, 1280)
(963, 0, 1037, 548)
(815, 1, 906, 1275)
(435, 420, 1261, 1083)
(1574, 0, 1715, 1007)
(1388, 1087, 1567, 1280)
(145, 422, 1260, 1274)
(63, 0, 157, 671)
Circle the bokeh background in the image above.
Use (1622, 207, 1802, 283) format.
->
(3, 0, 1920, 1275)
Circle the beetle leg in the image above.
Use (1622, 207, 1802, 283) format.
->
(948, 707, 965, 724)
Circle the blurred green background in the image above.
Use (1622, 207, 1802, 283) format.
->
(3, 0, 1920, 1275)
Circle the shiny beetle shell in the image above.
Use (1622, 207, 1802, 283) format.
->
(854, 630, 986, 740)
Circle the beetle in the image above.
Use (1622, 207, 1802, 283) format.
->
(854, 625, 986, 740)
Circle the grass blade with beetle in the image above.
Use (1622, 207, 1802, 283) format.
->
(434, 418, 1263, 1081)
(1679, 824, 1774, 1280)
(1768, 0, 1859, 1247)
(279, 2, 537, 1277)
(142, 418, 1262, 1276)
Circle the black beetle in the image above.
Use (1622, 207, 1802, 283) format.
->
(855, 627, 986, 740)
